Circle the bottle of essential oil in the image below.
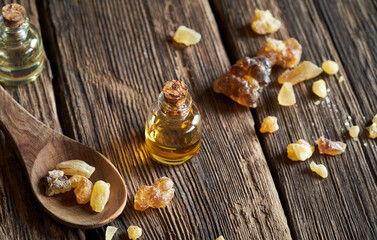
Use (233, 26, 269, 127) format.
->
(145, 80, 202, 165)
(0, 3, 44, 85)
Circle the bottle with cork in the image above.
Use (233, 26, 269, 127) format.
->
(145, 80, 202, 165)
(0, 3, 44, 85)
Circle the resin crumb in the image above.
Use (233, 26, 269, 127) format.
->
(366, 123, 377, 139)
(349, 126, 360, 141)
(322, 60, 339, 75)
(317, 136, 346, 155)
(260, 116, 279, 133)
(173, 26, 201, 46)
(128, 225, 142, 240)
(338, 76, 344, 83)
(310, 162, 328, 178)
(278, 61, 323, 85)
(213, 57, 271, 108)
(134, 177, 175, 211)
(257, 38, 302, 68)
(287, 139, 314, 161)
(278, 82, 296, 106)
(105, 226, 118, 240)
(314, 100, 321, 105)
(312, 79, 327, 98)
(251, 9, 281, 34)
(216, 236, 225, 240)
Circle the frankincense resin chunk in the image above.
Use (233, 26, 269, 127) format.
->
(366, 123, 377, 139)
(310, 162, 328, 178)
(105, 226, 118, 240)
(257, 38, 302, 68)
(44, 170, 72, 196)
(278, 61, 323, 85)
(322, 60, 339, 75)
(317, 136, 346, 155)
(74, 177, 93, 204)
(69, 174, 84, 188)
(134, 177, 175, 211)
(173, 26, 201, 46)
(260, 116, 279, 133)
(312, 79, 327, 98)
(56, 160, 95, 178)
(213, 57, 271, 108)
(287, 139, 314, 161)
(127, 225, 142, 240)
(251, 9, 281, 34)
(90, 180, 110, 212)
(349, 126, 360, 141)
(278, 82, 296, 106)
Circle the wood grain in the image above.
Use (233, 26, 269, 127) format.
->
(0, 0, 81, 239)
(210, 0, 377, 239)
(40, 0, 291, 239)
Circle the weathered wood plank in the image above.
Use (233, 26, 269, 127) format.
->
(210, 0, 377, 239)
(0, 0, 81, 239)
(40, 0, 291, 239)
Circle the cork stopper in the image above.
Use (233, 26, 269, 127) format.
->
(163, 80, 189, 107)
(2, 4, 26, 28)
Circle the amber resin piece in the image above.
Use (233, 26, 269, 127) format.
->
(56, 160, 95, 178)
(312, 79, 327, 98)
(213, 57, 271, 108)
(44, 170, 72, 196)
(134, 177, 175, 211)
(317, 136, 346, 155)
(69, 174, 84, 188)
(105, 226, 118, 240)
(90, 180, 110, 212)
(278, 61, 323, 85)
(310, 162, 328, 178)
(257, 38, 302, 68)
(74, 177, 93, 204)
(287, 139, 314, 161)
(251, 9, 281, 34)
(127, 226, 143, 240)
(366, 123, 377, 139)
(260, 116, 279, 133)
(173, 26, 201, 46)
(278, 82, 296, 106)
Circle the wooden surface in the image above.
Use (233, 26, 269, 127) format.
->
(211, 0, 377, 239)
(0, 0, 375, 239)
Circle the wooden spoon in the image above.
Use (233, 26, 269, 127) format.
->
(0, 86, 127, 229)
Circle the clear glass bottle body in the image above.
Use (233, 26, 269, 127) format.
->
(0, 17, 44, 86)
(145, 93, 202, 165)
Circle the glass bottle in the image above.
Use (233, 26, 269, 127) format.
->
(0, 4, 44, 86)
(145, 80, 202, 165)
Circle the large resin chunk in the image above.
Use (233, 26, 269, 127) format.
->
(90, 180, 110, 212)
(317, 136, 346, 155)
(257, 38, 302, 68)
(56, 160, 95, 178)
(213, 57, 271, 108)
(251, 9, 281, 34)
(134, 177, 175, 211)
(278, 61, 323, 85)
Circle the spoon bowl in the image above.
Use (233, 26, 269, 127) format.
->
(0, 86, 127, 229)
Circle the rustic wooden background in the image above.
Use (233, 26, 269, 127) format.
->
(0, 0, 375, 239)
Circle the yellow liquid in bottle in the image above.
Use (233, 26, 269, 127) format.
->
(145, 100, 202, 165)
(0, 18, 44, 85)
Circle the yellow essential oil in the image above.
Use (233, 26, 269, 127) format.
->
(145, 81, 202, 165)
(0, 4, 44, 86)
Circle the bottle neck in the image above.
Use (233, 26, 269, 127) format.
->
(158, 92, 192, 119)
(0, 16, 29, 41)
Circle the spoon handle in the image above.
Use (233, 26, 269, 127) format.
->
(0, 85, 52, 169)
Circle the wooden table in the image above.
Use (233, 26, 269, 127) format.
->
(0, 0, 375, 239)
